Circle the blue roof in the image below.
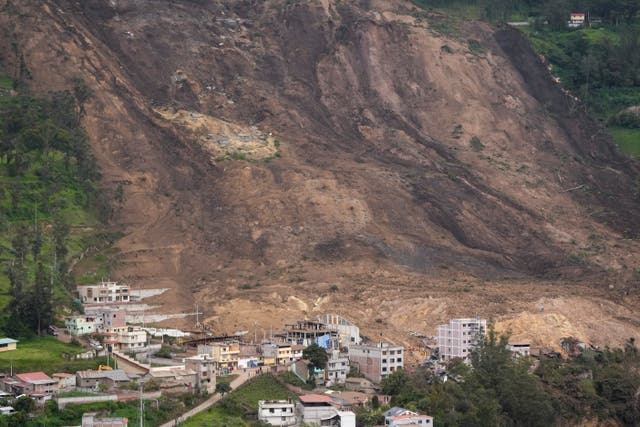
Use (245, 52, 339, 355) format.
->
(0, 338, 18, 345)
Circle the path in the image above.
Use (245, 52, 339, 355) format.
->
(158, 368, 259, 427)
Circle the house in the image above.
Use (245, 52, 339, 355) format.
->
(0, 338, 18, 353)
(325, 350, 349, 385)
(109, 327, 148, 352)
(296, 394, 356, 427)
(437, 318, 486, 362)
(348, 343, 404, 383)
(276, 344, 293, 365)
(320, 314, 361, 348)
(568, 13, 585, 28)
(77, 281, 131, 304)
(507, 342, 531, 357)
(383, 407, 434, 427)
(76, 370, 130, 390)
(198, 342, 240, 370)
(82, 413, 128, 427)
(258, 400, 296, 426)
(91, 309, 127, 331)
(52, 373, 76, 391)
(15, 372, 58, 395)
(344, 377, 376, 393)
(184, 355, 216, 393)
(147, 366, 197, 389)
(65, 316, 99, 336)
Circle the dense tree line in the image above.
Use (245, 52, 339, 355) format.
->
(369, 327, 640, 426)
(0, 79, 104, 337)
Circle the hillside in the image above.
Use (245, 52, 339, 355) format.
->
(1, 0, 639, 348)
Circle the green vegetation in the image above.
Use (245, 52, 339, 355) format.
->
(610, 127, 640, 157)
(182, 375, 296, 427)
(0, 337, 106, 374)
(0, 392, 204, 427)
(0, 73, 115, 337)
(365, 326, 640, 426)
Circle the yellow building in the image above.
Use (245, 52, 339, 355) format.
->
(0, 338, 18, 352)
(198, 342, 240, 369)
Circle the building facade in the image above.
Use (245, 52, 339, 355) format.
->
(258, 400, 296, 426)
(184, 355, 217, 393)
(348, 343, 404, 383)
(437, 318, 487, 362)
(326, 350, 349, 385)
(77, 281, 131, 304)
(321, 314, 361, 348)
(0, 338, 17, 352)
(199, 342, 240, 369)
(65, 316, 99, 336)
(383, 407, 433, 427)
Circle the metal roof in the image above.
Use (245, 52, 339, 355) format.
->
(0, 338, 18, 345)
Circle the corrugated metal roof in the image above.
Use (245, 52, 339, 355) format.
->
(0, 338, 18, 345)
(15, 372, 52, 383)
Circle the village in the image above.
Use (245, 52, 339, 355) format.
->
(0, 280, 585, 427)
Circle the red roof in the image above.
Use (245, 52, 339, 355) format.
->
(16, 372, 52, 382)
(299, 394, 334, 404)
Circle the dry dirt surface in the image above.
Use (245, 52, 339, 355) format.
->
(1, 0, 639, 349)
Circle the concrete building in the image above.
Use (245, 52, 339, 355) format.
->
(283, 320, 339, 348)
(321, 314, 361, 348)
(0, 338, 17, 352)
(92, 309, 127, 330)
(65, 316, 99, 336)
(52, 373, 76, 391)
(76, 370, 131, 390)
(258, 400, 296, 426)
(437, 318, 487, 362)
(82, 413, 128, 427)
(383, 407, 433, 427)
(507, 342, 531, 357)
(348, 343, 404, 383)
(15, 372, 58, 396)
(77, 281, 131, 304)
(198, 342, 240, 370)
(184, 355, 216, 393)
(296, 394, 356, 427)
(110, 327, 148, 352)
(326, 350, 349, 385)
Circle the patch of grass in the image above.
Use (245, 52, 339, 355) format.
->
(609, 127, 640, 158)
(467, 39, 485, 55)
(0, 337, 107, 374)
(183, 375, 296, 427)
(0, 74, 13, 90)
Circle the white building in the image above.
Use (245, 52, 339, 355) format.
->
(258, 400, 296, 426)
(326, 350, 349, 385)
(77, 281, 131, 304)
(109, 327, 148, 352)
(383, 407, 433, 427)
(507, 342, 531, 357)
(437, 318, 486, 362)
(321, 314, 361, 348)
(348, 343, 404, 383)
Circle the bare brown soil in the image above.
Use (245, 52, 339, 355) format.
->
(1, 0, 639, 349)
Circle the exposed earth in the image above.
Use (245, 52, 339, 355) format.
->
(1, 0, 639, 351)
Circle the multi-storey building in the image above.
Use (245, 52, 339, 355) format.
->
(321, 314, 361, 348)
(325, 350, 349, 385)
(198, 342, 240, 370)
(436, 318, 487, 362)
(14, 372, 58, 396)
(348, 343, 404, 383)
(109, 327, 148, 352)
(283, 320, 339, 348)
(77, 281, 131, 304)
(184, 354, 217, 393)
(65, 315, 99, 336)
(258, 400, 297, 426)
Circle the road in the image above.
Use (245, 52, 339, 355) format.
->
(158, 368, 259, 427)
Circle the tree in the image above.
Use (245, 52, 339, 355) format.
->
(302, 343, 328, 377)
(216, 382, 232, 395)
(31, 262, 53, 336)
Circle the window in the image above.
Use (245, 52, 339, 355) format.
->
(281, 417, 287, 421)
(270, 409, 274, 413)
(382, 367, 387, 372)
(397, 358, 402, 363)
(382, 359, 387, 363)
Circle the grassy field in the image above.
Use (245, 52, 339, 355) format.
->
(181, 375, 297, 427)
(610, 127, 640, 158)
(0, 337, 106, 374)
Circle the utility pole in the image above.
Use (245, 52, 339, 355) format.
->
(139, 381, 144, 427)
